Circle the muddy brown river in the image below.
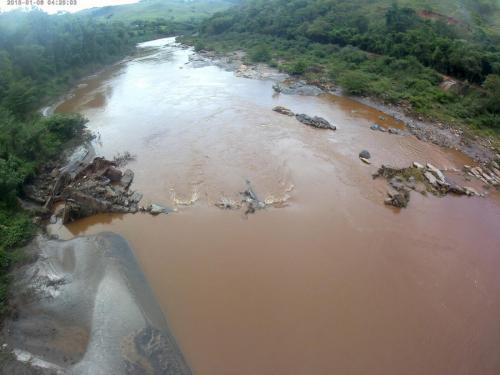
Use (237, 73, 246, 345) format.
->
(51, 38, 500, 375)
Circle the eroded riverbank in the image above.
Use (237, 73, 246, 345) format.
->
(7, 37, 500, 375)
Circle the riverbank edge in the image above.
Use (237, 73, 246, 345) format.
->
(178, 39, 499, 166)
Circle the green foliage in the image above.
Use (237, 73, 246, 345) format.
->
(0, 158, 25, 204)
(0, 208, 32, 312)
(188, 0, 500, 132)
(286, 60, 308, 75)
(249, 44, 271, 62)
(483, 74, 500, 112)
(338, 71, 372, 95)
(78, 0, 237, 23)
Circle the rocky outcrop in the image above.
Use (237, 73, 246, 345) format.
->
(373, 162, 483, 208)
(463, 164, 500, 187)
(273, 81, 324, 96)
(22, 146, 147, 224)
(295, 114, 336, 130)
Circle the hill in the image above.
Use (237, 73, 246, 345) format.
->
(78, 0, 239, 22)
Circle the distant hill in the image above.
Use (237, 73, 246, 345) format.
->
(339, 0, 500, 36)
(79, 0, 240, 22)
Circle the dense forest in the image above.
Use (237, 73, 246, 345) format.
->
(182, 0, 500, 133)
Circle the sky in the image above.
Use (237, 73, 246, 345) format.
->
(0, 0, 140, 14)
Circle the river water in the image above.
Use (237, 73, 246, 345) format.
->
(52, 38, 500, 375)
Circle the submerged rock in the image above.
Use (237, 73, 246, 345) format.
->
(385, 189, 410, 208)
(295, 114, 336, 130)
(120, 169, 134, 189)
(241, 180, 266, 214)
(215, 197, 241, 210)
(148, 204, 173, 215)
(272, 106, 295, 116)
(276, 81, 324, 96)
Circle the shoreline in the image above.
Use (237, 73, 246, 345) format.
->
(185, 44, 499, 165)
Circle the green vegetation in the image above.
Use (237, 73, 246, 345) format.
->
(182, 0, 500, 134)
(0, 10, 136, 314)
(78, 0, 239, 23)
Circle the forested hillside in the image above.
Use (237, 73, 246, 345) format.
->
(79, 0, 239, 23)
(184, 0, 500, 133)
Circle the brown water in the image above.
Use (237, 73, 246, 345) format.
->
(52, 38, 500, 375)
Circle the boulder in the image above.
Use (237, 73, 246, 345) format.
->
(413, 162, 424, 169)
(448, 184, 466, 195)
(105, 167, 123, 182)
(385, 190, 410, 208)
(129, 192, 143, 204)
(360, 157, 371, 165)
(426, 163, 446, 182)
(370, 124, 381, 131)
(424, 171, 438, 186)
(295, 114, 336, 130)
(272, 106, 294, 116)
(148, 204, 172, 215)
(359, 150, 371, 159)
(388, 128, 399, 135)
(120, 169, 134, 189)
(464, 187, 479, 196)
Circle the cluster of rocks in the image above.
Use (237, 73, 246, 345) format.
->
(21, 146, 175, 224)
(272, 81, 324, 96)
(370, 124, 402, 135)
(51, 157, 142, 223)
(463, 163, 500, 187)
(273, 106, 337, 131)
(215, 180, 267, 215)
(373, 162, 486, 208)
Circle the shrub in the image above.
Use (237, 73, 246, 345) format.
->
(339, 70, 372, 95)
(249, 44, 271, 63)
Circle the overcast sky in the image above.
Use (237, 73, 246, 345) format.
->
(0, 0, 140, 14)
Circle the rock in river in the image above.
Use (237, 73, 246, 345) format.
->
(148, 204, 173, 215)
(272, 106, 295, 116)
(295, 114, 336, 130)
(120, 169, 134, 189)
(359, 150, 371, 159)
